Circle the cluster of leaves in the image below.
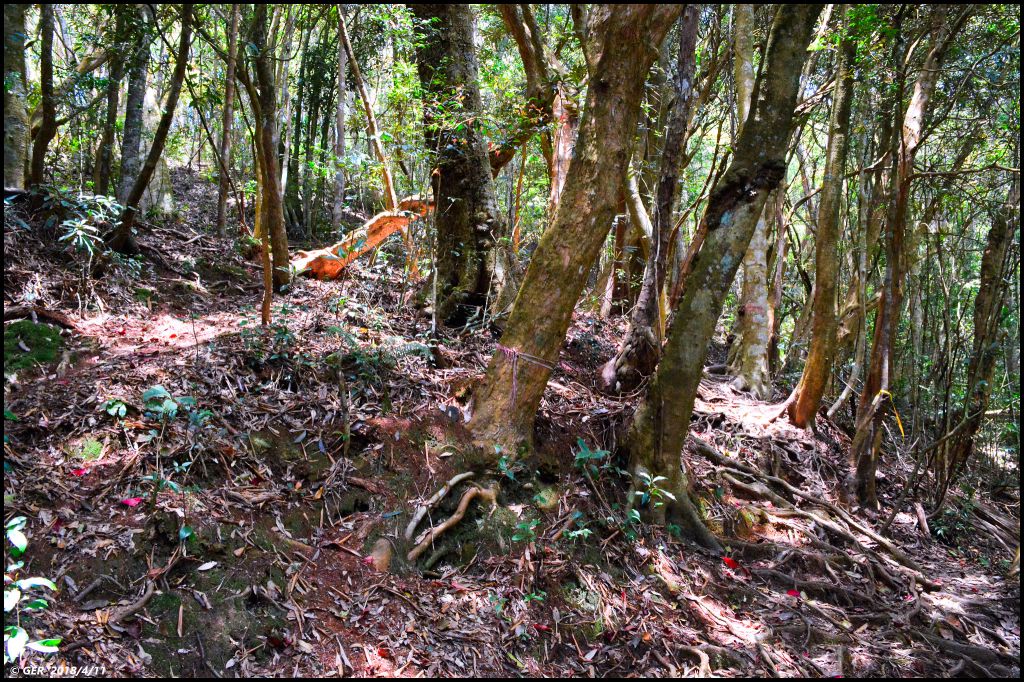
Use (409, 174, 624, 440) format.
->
(4, 518, 60, 664)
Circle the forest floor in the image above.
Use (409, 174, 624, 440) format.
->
(3, 173, 1020, 678)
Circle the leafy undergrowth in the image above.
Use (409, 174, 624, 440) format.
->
(3, 183, 1019, 677)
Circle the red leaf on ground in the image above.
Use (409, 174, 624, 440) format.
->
(723, 557, 741, 570)
(121, 497, 143, 507)
(361, 555, 375, 565)
(71, 468, 88, 476)
(787, 589, 801, 598)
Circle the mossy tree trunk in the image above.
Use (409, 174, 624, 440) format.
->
(467, 5, 684, 456)
(625, 4, 822, 548)
(411, 4, 505, 327)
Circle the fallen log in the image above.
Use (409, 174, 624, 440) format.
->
(291, 197, 432, 279)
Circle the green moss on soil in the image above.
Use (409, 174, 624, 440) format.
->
(4, 320, 62, 372)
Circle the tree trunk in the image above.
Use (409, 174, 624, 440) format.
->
(216, 4, 240, 234)
(787, 6, 856, 427)
(339, 12, 397, 212)
(852, 7, 971, 506)
(625, 5, 822, 547)
(249, 4, 292, 291)
(599, 9, 699, 393)
(938, 175, 1018, 505)
(725, 3, 772, 399)
(29, 4, 56, 187)
(110, 5, 192, 254)
(94, 56, 124, 196)
(411, 4, 505, 327)
(467, 5, 684, 456)
(117, 7, 152, 206)
(3, 4, 30, 190)
(331, 4, 348, 234)
(93, 8, 126, 197)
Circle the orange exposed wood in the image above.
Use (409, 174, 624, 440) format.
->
(291, 197, 432, 280)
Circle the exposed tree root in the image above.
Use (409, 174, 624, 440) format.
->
(108, 580, 155, 625)
(407, 485, 497, 562)
(404, 472, 476, 542)
(692, 435, 941, 590)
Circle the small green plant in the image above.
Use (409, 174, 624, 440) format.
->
(633, 471, 677, 510)
(523, 590, 546, 604)
(497, 451, 520, 481)
(101, 398, 128, 419)
(488, 591, 508, 616)
(573, 438, 611, 478)
(4, 517, 60, 664)
(512, 518, 540, 543)
(564, 512, 593, 542)
(143, 385, 180, 421)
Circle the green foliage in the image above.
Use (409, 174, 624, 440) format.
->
(573, 438, 617, 480)
(932, 488, 977, 547)
(633, 471, 677, 510)
(511, 518, 540, 543)
(4, 518, 61, 664)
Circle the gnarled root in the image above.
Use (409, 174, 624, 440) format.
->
(407, 485, 498, 562)
(404, 472, 476, 542)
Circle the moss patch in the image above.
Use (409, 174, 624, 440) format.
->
(4, 320, 63, 373)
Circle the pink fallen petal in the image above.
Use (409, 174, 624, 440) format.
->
(71, 468, 88, 477)
(121, 497, 143, 507)
(787, 589, 801, 598)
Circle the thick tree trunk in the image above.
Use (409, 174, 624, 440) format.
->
(411, 4, 504, 326)
(787, 7, 856, 427)
(625, 5, 822, 547)
(467, 5, 684, 456)
(727, 215, 772, 398)
(3, 4, 30, 190)
(216, 4, 240, 235)
(109, 5, 192, 254)
(117, 7, 151, 206)
(29, 4, 56, 188)
(600, 7, 700, 394)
